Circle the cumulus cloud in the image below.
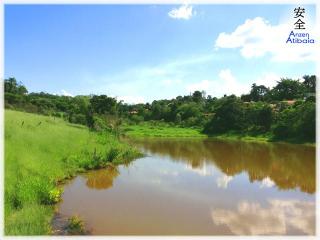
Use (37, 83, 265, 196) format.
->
(215, 17, 316, 62)
(211, 199, 315, 235)
(61, 89, 73, 97)
(168, 4, 195, 20)
(186, 69, 250, 97)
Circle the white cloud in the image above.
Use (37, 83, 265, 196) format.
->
(216, 174, 233, 189)
(61, 89, 73, 97)
(87, 54, 215, 102)
(255, 72, 281, 88)
(168, 4, 195, 20)
(219, 69, 245, 94)
(186, 69, 250, 97)
(211, 199, 315, 235)
(215, 17, 316, 62)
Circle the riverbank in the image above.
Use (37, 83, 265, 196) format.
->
(5, 110, 142, 235)
(209, 132, 315, 146)
(123, 123, 206, 138)
(122, 123, 315, 146)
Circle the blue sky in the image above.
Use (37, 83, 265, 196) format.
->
(5, 4, 316, 103)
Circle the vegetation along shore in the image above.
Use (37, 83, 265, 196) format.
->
(4, 75, 315, 235)
(5, 110, 141, 235)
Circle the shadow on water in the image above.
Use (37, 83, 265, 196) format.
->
(85, 166, 119, 190)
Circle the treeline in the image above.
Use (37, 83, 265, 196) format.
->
(4, 75, 316, 142)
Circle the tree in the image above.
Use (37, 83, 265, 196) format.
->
(245, 102, 273, 133)
(248, 84, 269, 102)
(302, 75, 316, 93)
(204, 96, 245, 134)
(272, 101, 315, 141)
(240, 94, 251, 102)
(270, 78, 305, 101)
(90, 95, 117, 115)
(177, 102, 201, 121)
(4, 78, 28, 95)
(192, 91, 203, 103)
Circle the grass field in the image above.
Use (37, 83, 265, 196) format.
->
(122, 123, 206, 138)
(5, 110, 141, 235)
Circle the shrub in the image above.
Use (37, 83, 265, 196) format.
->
(67, 216, 85, 235)
(106, 147, 120, 162)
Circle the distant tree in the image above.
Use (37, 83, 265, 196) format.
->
(85, 107, 95, 129)
(245, 102, 273, 133)
(272, 101, 315, 141)
(150, 101, 162, 120)
(90, 95, 117, 115)
(295, 101, 315, 141)
(269, 78, 305, 101)
(302, 75, 316, 93)
(240, 94, 252, 102)
(4, 77, 28, 95)
(192, 91, 203, 103)
(249, 84, 269, 102)
(204, 96, 245, 134)
(177, 102, 201, 121)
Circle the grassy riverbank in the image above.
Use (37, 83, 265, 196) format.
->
(123, 123, 315, 146)
(123, 123, 206, 138)
(5, 110, 141, 235)
(208, 132, 315, 146)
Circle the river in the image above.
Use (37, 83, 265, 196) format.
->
(56, 138, 315, 235)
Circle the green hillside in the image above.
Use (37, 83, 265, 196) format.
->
(5, 110, 140, 235)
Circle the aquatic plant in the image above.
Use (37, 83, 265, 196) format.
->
(67, 216, 85, 235)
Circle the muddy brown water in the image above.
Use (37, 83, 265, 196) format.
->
(56, 138, 315, 235)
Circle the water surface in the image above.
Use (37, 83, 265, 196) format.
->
(58, 138, 315, 235)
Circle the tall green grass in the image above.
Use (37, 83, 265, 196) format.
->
(5, 110, 141, 235)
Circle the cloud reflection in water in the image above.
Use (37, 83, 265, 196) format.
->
(211, 199, 315, 235)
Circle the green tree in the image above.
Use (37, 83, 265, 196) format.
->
(204, 96, 245, 134)
(302, 75, 316, 93)
(90, 95, 117, 115)
(248, 84, 269, 102)
(192, 91, 203, 103)
(4, 77, 28, 95)
(269, 78, 305, 101)
(245, 102, 273, 133)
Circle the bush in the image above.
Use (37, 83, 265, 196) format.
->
(67, 216, 85, 235)
(69, 114, 86, 125)
(93, 116, 107, 131)
(204, 96, 245, 134)
(272, 101, 315, 141)
(130, 115, 144, 124)
(245, 102, 273, 133)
